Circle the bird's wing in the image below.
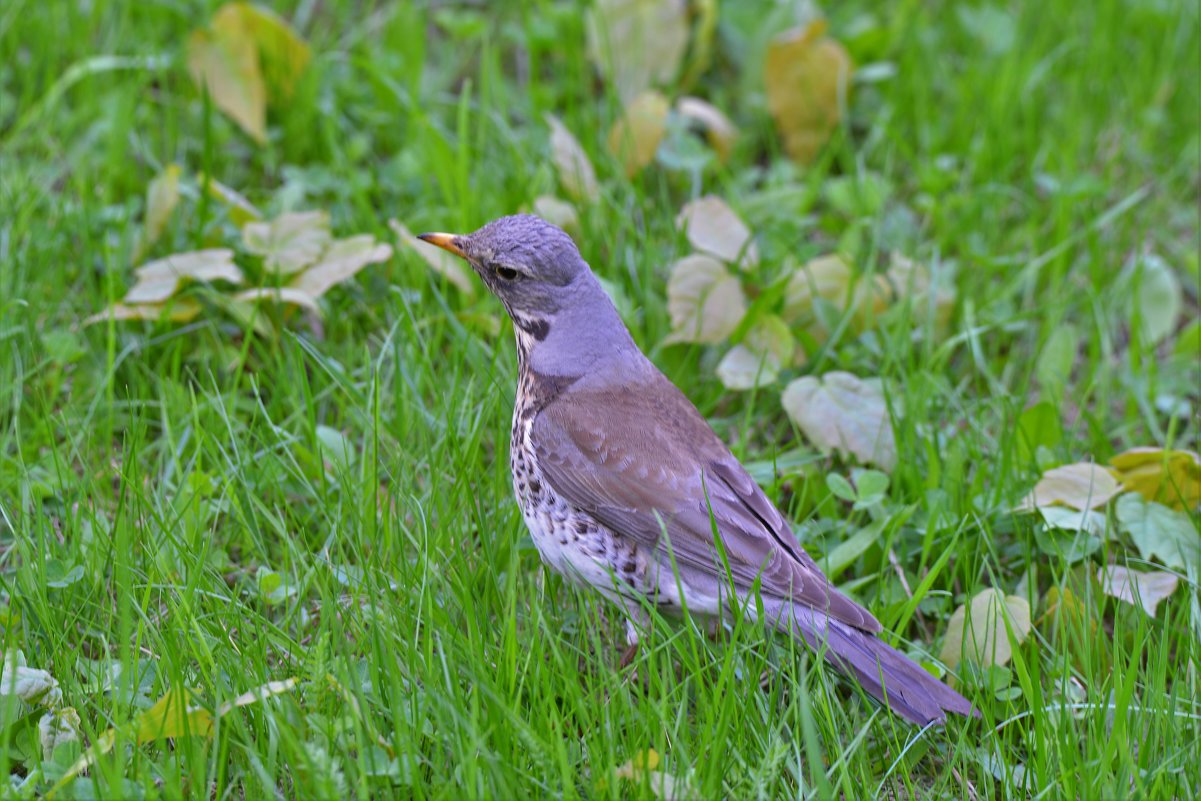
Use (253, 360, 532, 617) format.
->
(531, 378, 880, 633)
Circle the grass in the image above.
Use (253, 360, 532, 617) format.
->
(1, 0, 1199, 798)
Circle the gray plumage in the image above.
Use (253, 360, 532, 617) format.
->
(419, 214, 977, 726)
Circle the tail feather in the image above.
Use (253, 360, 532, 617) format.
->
(774, 603, 978, 726)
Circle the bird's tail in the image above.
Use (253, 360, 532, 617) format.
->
(772, 603, 978, 726)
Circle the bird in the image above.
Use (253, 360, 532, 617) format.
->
(418, 214, 976, 726)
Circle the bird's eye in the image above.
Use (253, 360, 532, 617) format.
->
(494, 265, 520, 281)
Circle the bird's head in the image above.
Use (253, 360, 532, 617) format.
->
(419, 215, 588, 326)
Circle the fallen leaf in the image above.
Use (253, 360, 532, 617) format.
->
(545, 113, 599, 202)
(1, 650, 62, 708)
(1038, 506, 1107, 535)
(663, 254, 746, 345)
(676, 196, 758, 269)
(186, 22, 266, 142)
(1109, 447, 1201, 510)
(234, 287, 321, 314)
(125, 249, 243, 304)
(716, 316, 795, 390)
(608, 90, 670, 177)
(389, 219, 475, 295)
(939, 589, 1032, 670)
(136, 687, 214, 742)
(530, 196, 580, 238)
(242, 210, 331, 275)
(84, 300, 203, 326)
(1020, 463, 1122, 511)
(139, 164, 181, 258)
(782, 253, 852, 324)
(1128, 251, 1181, 346)
(39, 707, 81, 761)
(613, 749, 691, 801)
(1114, 494, 1199, 571)
(1036, 324, 1079, 396)
(781, 372, 896, 471)
(216, 2, 310, 99)
(1098, 566, 1179, 617)
(675, 96, 738, 162)
(216, 677, 298, 716)
(292, 235, 392, 298)
(199, 173, 263, 225)
(587, 0, 688, 102)
(764, 19, 853, 164)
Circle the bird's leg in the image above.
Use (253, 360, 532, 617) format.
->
(619, 608, 650, 668)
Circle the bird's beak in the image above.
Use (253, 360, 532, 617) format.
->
(417, 232, 467, 259)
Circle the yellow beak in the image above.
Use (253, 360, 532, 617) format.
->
(417, 232, 466, 259)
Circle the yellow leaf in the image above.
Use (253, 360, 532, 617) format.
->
(615, 748, 661, 779)
(186, 25, 266, 143)
(214, 2, 310, 100)
(663, 254, 746, 345)
(292, 235, 392, 298)
(676, 196, 758, 269)
(939, 589, 1032, 670)
(608, 90, 670, 177)
(389, 219, 476, 295)
(545, 114, 599, 202)
(764, 19, 853, 164)
(1020, 463, 1122, 511)
(587, 0, 687, 102)
(242, 211, 331, 275)
(84, 300, 203, 326)
(138, 164, 181, 259)
(136, 687, 213, 742)
(126, 249, 243, 304)
(781, 372, 896, 471)
(1109, 447, 1201, 510)
(199, 174, 263, 226)
(675, 96, 738, 162)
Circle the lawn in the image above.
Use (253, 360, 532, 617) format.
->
(1, 0, 1198, 798)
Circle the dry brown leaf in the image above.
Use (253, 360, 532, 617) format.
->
(1109, 447, 1201, 510)
(292, 235, 392, 298)
(781, 372, 896, 471)
(764, 19, 852, 164)
(545, 114, 599, 202)
(242, 211, 331, 276)
(676, 196, 758, 269)
(586, 0, 688, 102)
(1021, 463, 1122, 511)
(389, 219, 476, 295)
(676, 96, 738, 161)
(663, 254, 746, 345)
(1098, 566, 1179, 617)
(608, 90, 670, 177)
(126, 249, 243, 304)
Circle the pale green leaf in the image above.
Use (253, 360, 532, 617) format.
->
(545, 114, 599, 202)
(292, 235, 392, 298)
(939, 589, 1032, 670)
(1115, 494, 1199, 571)
(676, 195, 758, 268)
(242, 211, 331, 275)
(663, 254, 746, 345)
(587, 0, 688, 102)
(126, 249, 242, 303)
(1020, 463, 1122, 511)
(781, 372, 897, 471)
(1098, 565, 1179, 617)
